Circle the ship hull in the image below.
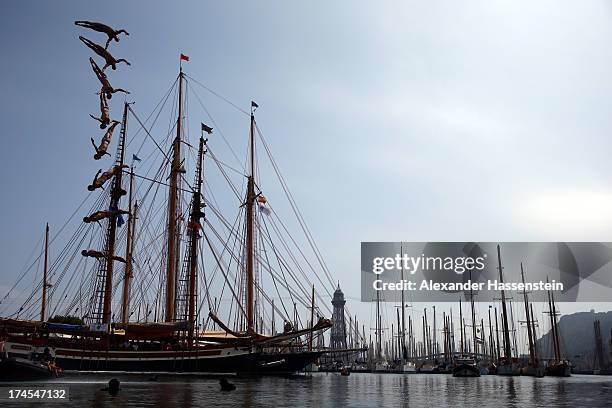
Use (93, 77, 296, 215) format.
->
(257, 351, 323, 374)
(521, 365, 545, 377)
(545, 362, 571, 377)
(3, 341, 319, 375)
(0, 357, 58, 381)
(452, 363, 481, 377)
(496, 363, 521, 376)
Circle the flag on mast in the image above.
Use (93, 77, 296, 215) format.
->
(201, 123, 213, 134)
(180, 53, 189, 61)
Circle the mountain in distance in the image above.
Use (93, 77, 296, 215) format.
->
(535, 310, 612, 369)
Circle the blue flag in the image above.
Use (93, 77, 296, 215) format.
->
(132, 154, 142, 162)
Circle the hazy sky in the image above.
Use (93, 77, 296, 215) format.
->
(1, 1, 612, 334)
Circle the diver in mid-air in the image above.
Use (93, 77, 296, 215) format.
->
(75, 20, 129, 48)
(91, 120, 120, 159)
(90, 58, 129, 99)
(79, 36, 131, 70)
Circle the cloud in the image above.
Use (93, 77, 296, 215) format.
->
(514, 187, 612, 239)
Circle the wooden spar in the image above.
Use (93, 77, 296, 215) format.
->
(187, 136, 206, 340)
(550, 284, 562, 362)
(497, 244, 512, 360)
(459, 300, 464, 354)
(469, 269, 477, 357)
(520, 263, 535, 365)
(271, 299, 275, 335)
(396, 308, 401, 361)
(400, 244, 406, 362)
(40, 223, 49, 322)
(546, 283, 557, 361)
(165, 68, 184, 322)
(376, 285, 381, 360)
(101, 102, 128, 325)
(423, 308, 428, 357)
(530, 303, 539, 363)
(488, 306, 494, 359)
(494, 306, 501, 360)
(308, 284, 314, 351)
(121, 168, 136, 323)
(245, 110, 256, 332)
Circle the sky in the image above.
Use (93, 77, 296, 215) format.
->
(1, 1, 612, 341)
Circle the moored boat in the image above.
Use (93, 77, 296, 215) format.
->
(452, 357, 480, 377)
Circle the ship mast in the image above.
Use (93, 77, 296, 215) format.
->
(245, 107, 256, 332)
(187, 135, 206, 340)
(520, 263, 536, 366)
(497, 244, 512, 361)
(165, 68, 184, 322)
(469, 268, 477, 358)
(400, 244, 406, 363)
(547, 280, 562, 362)
(121, 168, 137, 323)
(40, 223, 49, 322)
(101, 102, 129, 325)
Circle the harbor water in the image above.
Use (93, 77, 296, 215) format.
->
(1, 372, 611, 407)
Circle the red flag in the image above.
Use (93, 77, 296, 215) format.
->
(180, 53, 189, 61)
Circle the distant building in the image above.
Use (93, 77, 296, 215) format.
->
(330, 283, 348, 362)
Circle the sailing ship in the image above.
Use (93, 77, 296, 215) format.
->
(0, 22, 343, 376)
(452, 270, 480, 377)
(544, 279, 571, 377)
(519, 263, 544, 377)
(494, 245, 521, 376)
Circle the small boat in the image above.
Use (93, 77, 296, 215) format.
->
(496, 360, 521, 376)
(340, 367, 350, 376)
(545, 361, 571, 377)
(401, 362, 417, 373)
(0, 349, 62, 381)
(521, 364, 545, 377)
(452, 357, 480, 377)
(418, 362, 439, 374)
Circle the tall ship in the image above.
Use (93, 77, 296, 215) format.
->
(0, 21, 343, 375)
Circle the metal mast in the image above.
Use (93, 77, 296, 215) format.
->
(165, 68, 184, 322)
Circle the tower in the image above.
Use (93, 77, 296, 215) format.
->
(330, 283, 348, 362)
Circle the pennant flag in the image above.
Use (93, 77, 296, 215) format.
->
(258, 205, 271, 216)
(117, 213, 125, 227)
(251, 101, 259, 108)
(201, 123, 213, 134)
(132, 154, 142, 162)
(180, 53, 190, 61)
(257, 195, 267, 204)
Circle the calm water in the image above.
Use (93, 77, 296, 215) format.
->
(1, 373, 612, 407)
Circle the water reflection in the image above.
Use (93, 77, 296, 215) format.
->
(2, 373, 612, 407)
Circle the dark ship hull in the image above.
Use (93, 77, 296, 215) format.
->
(545, 361, 571, 377)
(452, 363, 480, 377)
(4, 341, 320, 375)
(0, 357, 59, 381)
